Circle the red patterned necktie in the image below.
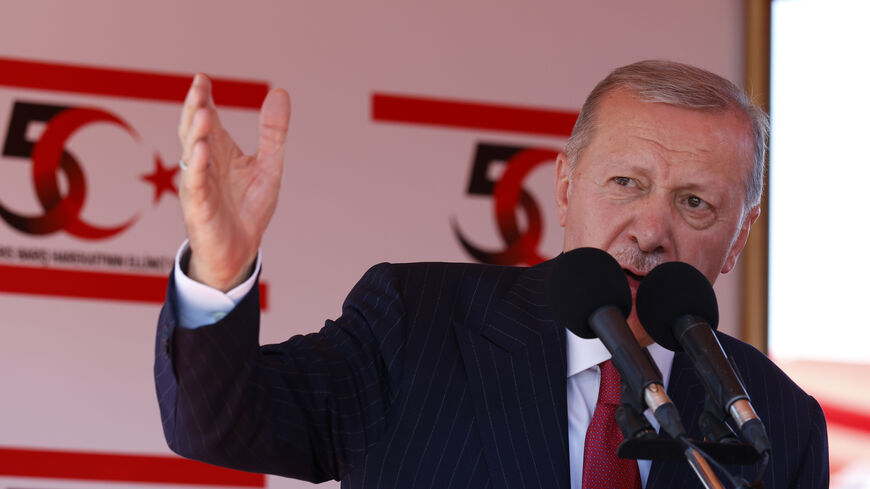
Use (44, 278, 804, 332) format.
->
(582, 359, 642, 489)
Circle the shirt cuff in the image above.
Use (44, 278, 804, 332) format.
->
(172, 240, 261, 329)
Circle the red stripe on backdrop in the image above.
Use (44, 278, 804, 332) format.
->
(0, 57, 269, 109)
(371, 93, 577, 137)
(821, 401, 870, 434)
(0, 447, 265, 487)
(0, 263, 268, 310)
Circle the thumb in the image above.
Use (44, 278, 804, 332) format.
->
(256, 88, 291, 164)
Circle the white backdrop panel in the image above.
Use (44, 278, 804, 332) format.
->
(0, 2, 744, 488)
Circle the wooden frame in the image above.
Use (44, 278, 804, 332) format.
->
(740, 0, 771, 352)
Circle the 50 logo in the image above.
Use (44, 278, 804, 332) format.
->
(451, 142, 559, 266)
(0, 57, 269, 303)
(371, 92, 575, 267)
(0, 101, 177, 239)
(0, 56, 269, 243)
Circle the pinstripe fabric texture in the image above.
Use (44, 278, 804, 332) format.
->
(155, 260, 828, 489)
(646, 333, 830, 489)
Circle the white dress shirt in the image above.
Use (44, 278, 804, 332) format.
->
(566, 331, 674, 489)
(172, 241, 261, 329)
(172, 242, 676, 489)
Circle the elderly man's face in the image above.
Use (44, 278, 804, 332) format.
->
(554, 89, 760, 345)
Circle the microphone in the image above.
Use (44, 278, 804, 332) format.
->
(548, 247, 686, 439)
(636, 261, 772, 455)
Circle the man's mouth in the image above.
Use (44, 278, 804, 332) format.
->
(624, 269, 644, 281)
(624, 269, 645, 295)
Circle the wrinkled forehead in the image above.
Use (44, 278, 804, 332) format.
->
(592, 92, 755, 173)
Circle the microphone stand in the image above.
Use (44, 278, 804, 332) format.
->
(699, 396, 741, 444)
(615, 383, 760, 489)
(615, 395, 727, 489)
(683, 446, 726, 489)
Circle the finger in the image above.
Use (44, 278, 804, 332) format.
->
(186, 139, 210, 189)
(178, 73, 211, 143)
(182, 106, 213, 164)
(255, 88, 291, 169)
(180, 129, 218, 224)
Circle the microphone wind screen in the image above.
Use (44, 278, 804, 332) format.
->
(635, 261, 719, 351)
(547, 247, 632, 339)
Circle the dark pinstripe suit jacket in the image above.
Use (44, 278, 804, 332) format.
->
(155, 260, 829, 488)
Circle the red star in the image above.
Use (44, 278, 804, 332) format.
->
(140, 154, 179, 203)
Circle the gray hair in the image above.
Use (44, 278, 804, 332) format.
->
(564, 60, 769, 209)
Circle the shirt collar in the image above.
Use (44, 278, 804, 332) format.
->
(566, 329, 675, 388)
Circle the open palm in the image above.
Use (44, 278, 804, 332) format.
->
(178, 74, 291, 291)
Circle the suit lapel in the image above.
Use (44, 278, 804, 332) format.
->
(646, 351, 706, 488)
(456, 263, 570, 489)
(454, 261, 710, 489)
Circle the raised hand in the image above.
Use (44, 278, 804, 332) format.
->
(178, 74, 291, 291)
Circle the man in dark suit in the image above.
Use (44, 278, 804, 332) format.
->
(155, 60, 828, 488)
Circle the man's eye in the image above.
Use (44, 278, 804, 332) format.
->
(681, 194, 715, 229)
(683, 195, 713, 213)
(614, 177, 634, 187)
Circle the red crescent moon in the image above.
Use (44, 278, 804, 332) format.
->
(30, 107, 140, 239)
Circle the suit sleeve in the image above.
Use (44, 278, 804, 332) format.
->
(790, 397, 829, 489)
(714, 335, 831, 489)
(154, 263, 408, 482)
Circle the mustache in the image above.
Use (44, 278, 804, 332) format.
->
(610, 248, 664, 275)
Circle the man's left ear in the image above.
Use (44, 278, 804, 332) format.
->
(554, 152, 573, 228)
(721, 205, 761, 274)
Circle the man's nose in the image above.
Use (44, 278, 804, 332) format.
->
(628, 198, 674, 254)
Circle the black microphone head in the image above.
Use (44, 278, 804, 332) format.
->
(635, 261, 719, 351)
(547, 247, 632, 339)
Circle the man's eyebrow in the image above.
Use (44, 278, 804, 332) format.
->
(603, 160, 653, 176)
